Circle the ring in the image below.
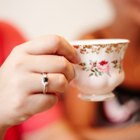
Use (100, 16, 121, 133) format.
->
(41, 73, 48, 94)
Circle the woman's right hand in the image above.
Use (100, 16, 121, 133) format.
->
(0, 35, 80, 127)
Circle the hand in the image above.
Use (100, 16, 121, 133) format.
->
(0, 35, 79, 127)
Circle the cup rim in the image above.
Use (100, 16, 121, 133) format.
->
(70, 39, 129, 46)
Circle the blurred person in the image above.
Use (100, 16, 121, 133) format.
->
(0, 21, 82, 140)
(64, 0, 140, 139)
(1, 0, 140, 139)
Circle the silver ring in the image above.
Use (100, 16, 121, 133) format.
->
(41, 73, 48, 94)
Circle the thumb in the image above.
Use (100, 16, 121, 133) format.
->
(24, 94, 58, 115)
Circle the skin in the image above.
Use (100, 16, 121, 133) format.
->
(64, 0, 140, 139)
(0, 35, 80, 139)
(1, 1, 140, 139)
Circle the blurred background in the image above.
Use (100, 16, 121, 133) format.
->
(0, 0, 115, 40)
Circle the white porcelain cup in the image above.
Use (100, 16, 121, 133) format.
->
(70, 39, 129, 101)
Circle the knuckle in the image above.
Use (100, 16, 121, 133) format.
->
(12, 45, 23, 55)
(59, 56, 69, 71)
(12, 45, 19, 53)
(12, 112, 31, 125)
(13, 60, 24, 70)
(17, 115, 30, 123)
(48, 35, 62, 51)
(12, 55, 26, 71)
(58, 74, 68, 88)
(7, 93, 27, 125)
(10, 48, 26, 70)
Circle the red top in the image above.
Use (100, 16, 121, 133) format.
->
(0, 21, 63, 140)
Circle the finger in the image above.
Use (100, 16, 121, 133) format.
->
(26, 55, 75, 81)
(24, 73, 68, 94)
(18, 35, 80, 63)
(23, 94, 58, 115)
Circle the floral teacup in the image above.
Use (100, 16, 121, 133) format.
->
(70, 39, 129, 101)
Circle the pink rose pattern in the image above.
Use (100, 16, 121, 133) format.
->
(80, 60, 121, 77)
(74, 43, 126, 77)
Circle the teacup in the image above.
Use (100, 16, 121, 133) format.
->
(70, 39, 129, 101)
